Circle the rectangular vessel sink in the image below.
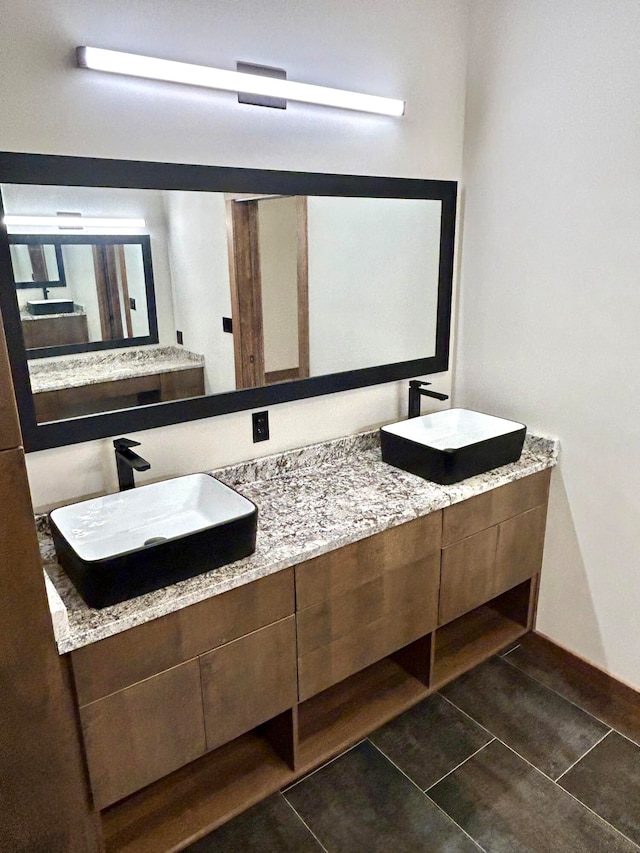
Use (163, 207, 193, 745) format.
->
(50, 473, 258, 609)
(27, 299, 75, 315)
(380, 408, 526, 485)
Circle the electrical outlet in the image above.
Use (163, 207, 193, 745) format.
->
(222, 316, 233, 333)
(252, 410, 269, 443)
(129, 297, 136, 311)
(176, 330, 183, 345)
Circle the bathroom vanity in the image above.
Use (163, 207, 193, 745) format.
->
(41, 429, 557, 853)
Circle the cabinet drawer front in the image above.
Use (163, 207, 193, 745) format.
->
(71, 569, 294, 705)
(495, 504, 548, 596)
(442, 469, 550, 546)
(200, 616, 297, 752)
(295, 512, 442, 610)
(297, 553, 440, 701)
(80, 659, 206, 810)
(439, 526, 498, 625)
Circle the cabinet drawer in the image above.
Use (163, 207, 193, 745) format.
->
(71, 569, 294, 705)
(442, 469, 550, 546)
(80, 659, 206, 809)
(200, 616, 297, 752)
(297, 552, 440, 700)
(295, 512, 442, 610)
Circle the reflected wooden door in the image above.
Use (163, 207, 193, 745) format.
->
(92, 244, 133, 340)
(226, 196, 309, 390)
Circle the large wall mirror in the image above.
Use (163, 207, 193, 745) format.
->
(0, 152, 457, 452)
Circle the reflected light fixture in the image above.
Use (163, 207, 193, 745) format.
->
(76, 46, 406, 117)
(3, 214, 146, 232)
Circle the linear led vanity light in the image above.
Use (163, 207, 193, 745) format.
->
(3, 215, 146, 230)
(76, 46, 406, 117)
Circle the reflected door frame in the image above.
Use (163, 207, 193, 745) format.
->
(226, 196, 309, 390)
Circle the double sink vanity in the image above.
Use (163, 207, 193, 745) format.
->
(40, 415, 557, 853)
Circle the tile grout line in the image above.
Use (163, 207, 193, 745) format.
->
(366, 739, 489, 852)
(554, 729, 612, 782)
(281, 794, 330, 853)
(500, 651, 640, 747)
(437, 692, 640, 848)
(491, 737, 640, 851)
(281, 739, 365, 793)
(423, 739, 496, 793)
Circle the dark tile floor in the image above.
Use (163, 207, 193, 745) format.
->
(187, 641, 640, 852)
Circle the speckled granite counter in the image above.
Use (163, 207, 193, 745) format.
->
(40, 430, 558, 655)
(29, 345, 205, 394)
(21, 307, 87, 321)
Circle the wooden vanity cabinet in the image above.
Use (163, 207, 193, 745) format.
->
(80, 469, 552, 853)
(295, 512, 442, 701)
(71, 570, 296, 810)
(439, 471, 550, 625)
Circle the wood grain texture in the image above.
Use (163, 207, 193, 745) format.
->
(0, 307, 21, 450)
(297, 657, 429, 773)
(442, 469, 550, 546)
(506, 632, 640, 744)
(0, 447, 101, 851)
(200, 616, 297, 753)
(226, 200, 265, 389)
(102, 731, 293, 853)
(80, 659, 206, 810)
(432, 602, 529, 688)
(439, 526, 498, 625)
(296, 196, 310, 378)
(297, 554, 440, 700)
(72, 569, 294, 706)
(295, 512, 442, 610)
(22, 313, 89, 348)
(159, 366, 205, 401)
(495, 504, 548, 593)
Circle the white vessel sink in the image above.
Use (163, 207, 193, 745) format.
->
(50, 473, 258, 608)
(380, 408, 526, 484)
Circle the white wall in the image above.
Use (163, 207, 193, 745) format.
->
(2, 184, 176, 346)
(258, 197, 299, 374)
(457, 0, 640, 689)
(163, 191, 236, 394)
(307, 197, 442, 375)
(0, 0, 467, 508)
(0, 0, 466, 507)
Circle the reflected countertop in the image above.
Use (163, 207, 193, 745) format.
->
(38, 428, 559, 655)
(21, 308, 87, 321)
(28, 345, 205, 394)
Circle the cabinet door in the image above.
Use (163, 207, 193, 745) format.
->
(80, 659, 206, 809)
(439, 526, 498, 625)
(442, 470, 550, 546)
(495, 504, 547, 594)
(439, 504, 548, 627)
(200, 616, 297, 752)
(297, 551, 441, 701)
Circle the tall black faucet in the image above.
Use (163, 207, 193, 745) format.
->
(408, 380, 449, 418)
(113, 438, 150, 491)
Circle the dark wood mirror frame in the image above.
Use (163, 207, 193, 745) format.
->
(0, 151, 457, 453)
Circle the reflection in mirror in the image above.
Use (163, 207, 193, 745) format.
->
(10, 240, 65, 288)
(2, 185, 444, 423)
(0, 152, 456, 451)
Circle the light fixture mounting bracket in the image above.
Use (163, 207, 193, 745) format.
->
(236, 62, 287, 109)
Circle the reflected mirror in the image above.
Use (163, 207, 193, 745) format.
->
(0, 152, 456, 452)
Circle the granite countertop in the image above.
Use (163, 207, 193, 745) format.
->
(21, 308, 87, 321)
(40, 429, 559, 655)
(28, 345, 205, 394)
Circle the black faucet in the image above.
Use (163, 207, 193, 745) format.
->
(113, 438, 150, 491)
(408, 380, 449, 418)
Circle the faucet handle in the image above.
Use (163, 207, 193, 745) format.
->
(113, 437, 141, 450)
(409, 379, 432, 389)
